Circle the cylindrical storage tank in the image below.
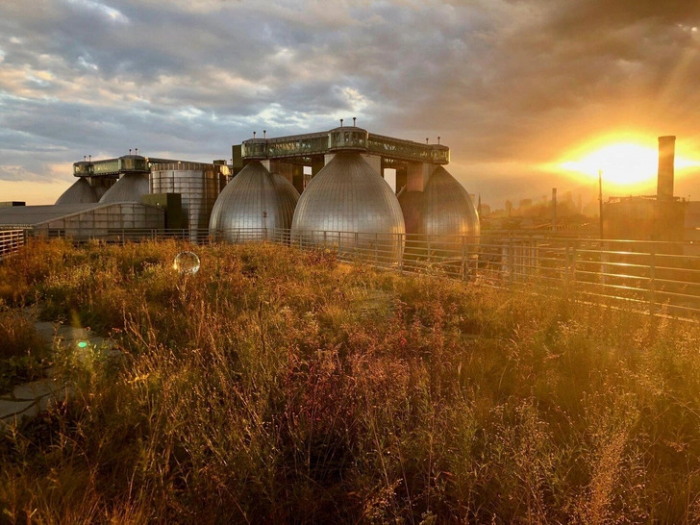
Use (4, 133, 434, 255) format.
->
(55, 178, 98, 204)
(397, 190, 425, 235)
(99, 173, 149, 203)
(291, 152, 405, 263)
(423, 166, 480, 254)
(150, 162, 226, 239)
(209, 160, 299, 243)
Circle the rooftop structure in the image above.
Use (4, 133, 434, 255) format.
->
(0, 202, 164, 236)
(73, 154, 178, 178)
(236, 125, 449, 167)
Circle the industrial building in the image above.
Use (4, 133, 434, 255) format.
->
(602, 136, 694, 248)
(0, 154, 230, 241)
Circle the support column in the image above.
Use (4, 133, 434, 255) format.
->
(292, 165, 304, 195)
(406, 161, 431, 192)
(311, 156, 324, 177)
(269, 160, 294, 185)
(395, 166, 408, 195)
(361, 154, 382, 176)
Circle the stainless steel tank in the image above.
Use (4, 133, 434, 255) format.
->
(209, 160, 299, 243)
(291, 152, 405, 262)
(99, 173, 150, 204)
(55, 178, 98, 204)
(150, 161, 226, 237)
(423, 166, 480, 246)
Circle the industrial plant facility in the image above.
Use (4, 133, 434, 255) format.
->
(603, 136, 691, 244)
(0, 123, 481, 260)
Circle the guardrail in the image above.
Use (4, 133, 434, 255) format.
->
(17, 226, 700, 319)
(0, 229, 26, 260)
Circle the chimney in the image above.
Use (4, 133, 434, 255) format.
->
(657, 135, 676, 201)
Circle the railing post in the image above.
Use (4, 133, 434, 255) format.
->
(461, 235, 467, 280)
(375, 233, 378, 266)
(649, 249, 656, 314)
(508, 238, 514, 286)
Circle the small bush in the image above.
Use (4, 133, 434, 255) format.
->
(0, 307, 49, 392)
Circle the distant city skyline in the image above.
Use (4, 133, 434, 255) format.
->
(1, 0, 699, 205)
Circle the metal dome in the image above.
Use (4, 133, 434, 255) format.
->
(55, 178, 98, 205)
(209, 160, 299, 242)
(99, 173, 150, 204)
(397, 190, 425, 235)
(423, 166, 480, 244)
(291, 152, 405, 261)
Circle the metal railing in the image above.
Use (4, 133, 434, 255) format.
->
(13, 226, 700, 319)
(0, 229, 26, 260)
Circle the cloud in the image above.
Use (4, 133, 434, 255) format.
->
(0, 0, 699, 204)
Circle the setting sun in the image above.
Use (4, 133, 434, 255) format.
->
(555, 138, 700, 193)
(560, 143, 658, 186)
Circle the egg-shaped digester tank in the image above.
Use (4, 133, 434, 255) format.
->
(55, 178, 98, 205)
(423, 166, 480, 252)
(150, 161, 227, 237)
(209, 160, 299, 243)
(99, 173, 150, 203)
(291, 152, 405, 263)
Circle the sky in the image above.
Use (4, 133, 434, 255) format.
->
(1, 0, 699, 208)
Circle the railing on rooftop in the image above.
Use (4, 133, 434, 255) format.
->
(12, 227, 700, 319)
(0, 229, 26, 261)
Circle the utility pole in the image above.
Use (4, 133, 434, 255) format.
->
(598, 169, 604, 239)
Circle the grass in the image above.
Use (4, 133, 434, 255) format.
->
(0, 307, 50, 394)
(1, 238, 700, 523)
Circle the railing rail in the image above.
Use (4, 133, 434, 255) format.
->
(0, 229, 26, 260)
(9, 226, 700, 319)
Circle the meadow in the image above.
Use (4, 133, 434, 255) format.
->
(1, 238, 700, 524)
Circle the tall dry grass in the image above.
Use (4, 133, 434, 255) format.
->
(1, 238, 700, 523)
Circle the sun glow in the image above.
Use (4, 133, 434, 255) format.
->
(556, 139, 700, 191)
(561, 143, 658, 186)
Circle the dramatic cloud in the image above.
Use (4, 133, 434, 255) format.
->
(0, 0, 699, 205)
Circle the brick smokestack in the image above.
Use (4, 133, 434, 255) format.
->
(657, 135, 676, 201)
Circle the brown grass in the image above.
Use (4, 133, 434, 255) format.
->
(1, 238, 700, 523)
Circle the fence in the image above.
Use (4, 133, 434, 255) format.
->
(14, 226, 700, 319)
(0, 229, 26, 260)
